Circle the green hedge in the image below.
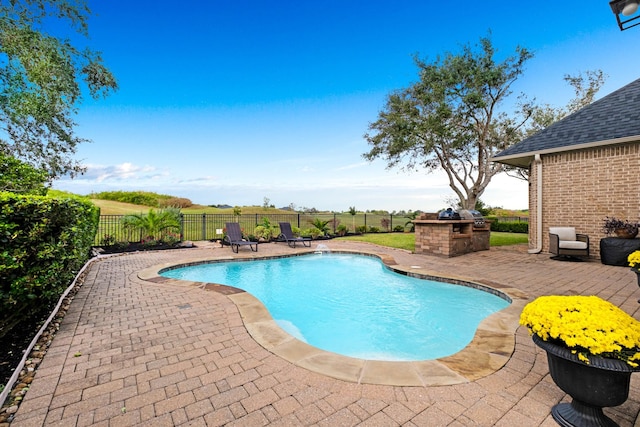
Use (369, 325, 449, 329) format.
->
(0, 192, 99, 312)
(91, 190, 173, 207)
(490, 219, 529, 234)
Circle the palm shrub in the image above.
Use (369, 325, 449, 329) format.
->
(336, 224, 348, 236)
(310, 218, 331, 236)
(121, 208, 181, 243)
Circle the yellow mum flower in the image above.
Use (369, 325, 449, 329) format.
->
(520, 295, 640, 366)
(629, 251, 640, 270)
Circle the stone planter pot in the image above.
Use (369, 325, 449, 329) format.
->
(533, 334, 639, 427)
(614, 228, 639, 239)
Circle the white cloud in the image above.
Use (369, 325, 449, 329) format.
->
(79, 162, 165, 182)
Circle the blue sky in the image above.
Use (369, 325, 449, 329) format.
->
(53, 1, 640, 212)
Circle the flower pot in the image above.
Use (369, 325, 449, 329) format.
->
(614, 228, 638, 239)
(533, 334, 639, 427)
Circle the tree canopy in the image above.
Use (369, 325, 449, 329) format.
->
(525, 70, 606, 136)
(0, 0, 117, 179)
(363, 36, 533, 209)
(0, 152, 48, 195)
(503, 70, 606, 181)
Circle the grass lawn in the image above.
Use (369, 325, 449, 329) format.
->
(490, 232, 529, 246)
(336, 231, 528, 252)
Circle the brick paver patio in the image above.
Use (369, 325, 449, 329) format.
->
(6, 240, 640, 426)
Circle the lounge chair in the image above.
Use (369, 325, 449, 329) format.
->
(278, 222, 311, 248)
(549, 227, 589, 261)
(224, 222, 258, 253)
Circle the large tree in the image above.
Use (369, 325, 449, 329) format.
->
(363, 36, 533, 209)
(528, 70, 606, 135)
(0, 0, 117, 179)
(503, 70, 606, 181)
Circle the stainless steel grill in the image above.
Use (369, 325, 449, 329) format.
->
(458, 209, 486, 228)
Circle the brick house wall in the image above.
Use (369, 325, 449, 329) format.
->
(528, 141, 640, 259)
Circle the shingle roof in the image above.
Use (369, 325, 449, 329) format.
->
(493, 78, 640, 167)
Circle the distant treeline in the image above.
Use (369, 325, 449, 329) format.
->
(90, 191, 193, 208)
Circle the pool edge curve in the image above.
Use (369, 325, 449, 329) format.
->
(138, 249, 528, 387)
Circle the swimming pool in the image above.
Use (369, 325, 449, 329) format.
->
(161, 253, 510, 361)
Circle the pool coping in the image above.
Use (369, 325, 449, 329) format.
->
(138, 249, 529, 387)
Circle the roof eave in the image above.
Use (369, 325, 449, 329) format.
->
(491, 135, 640, 168)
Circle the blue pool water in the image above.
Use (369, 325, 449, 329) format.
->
(161, 253, 510, 361)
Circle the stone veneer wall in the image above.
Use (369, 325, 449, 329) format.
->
(414, 220, 490, 257)
(414, 221, 455, 256)
(528, 141, 640, 259)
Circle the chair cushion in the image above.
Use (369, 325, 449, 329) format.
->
(549, 227, 576, 241)
(559, 241, 588, 250)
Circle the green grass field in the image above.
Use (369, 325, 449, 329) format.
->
(336, 231, 528, 252)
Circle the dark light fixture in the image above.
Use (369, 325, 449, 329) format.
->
(610, 0, 640, 30)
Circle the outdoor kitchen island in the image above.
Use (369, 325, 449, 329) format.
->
(413, 213, 491, 257)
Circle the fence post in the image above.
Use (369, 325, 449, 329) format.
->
(333, 213, 337, 234)
(201, 213, 206, 240)
(390, 214, 393, 232)
(297, 214, 300, 228)
(180, 213, 184, 240)
(364, 214, 367, 231)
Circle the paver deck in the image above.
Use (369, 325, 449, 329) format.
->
(7, 240, 640, 426)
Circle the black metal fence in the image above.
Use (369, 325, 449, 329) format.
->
(95, 213, 414, 245)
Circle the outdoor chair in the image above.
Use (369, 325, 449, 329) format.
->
(224, 222, 258, 253)
(549, 227, 589, 260)
(278, 222, 312, 248)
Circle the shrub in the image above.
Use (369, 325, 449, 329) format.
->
(355, 225, 368, 234)
(368, 226, 381, 233)
(291, 225, 302, 236)
(336, 224, 348, 236)
(162, 231, 181, 246)
(393, 225, 405, 232)
(100, 234, 117, 246)
(254, 225, 275, 241)
(254, 217, 276, 241)
(302, 227, 324, 239)
(490, 220, 528, 233)
(91, 190, 174, 207)
(0, 193, 99, 314)
(159, 197, 193, 208)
